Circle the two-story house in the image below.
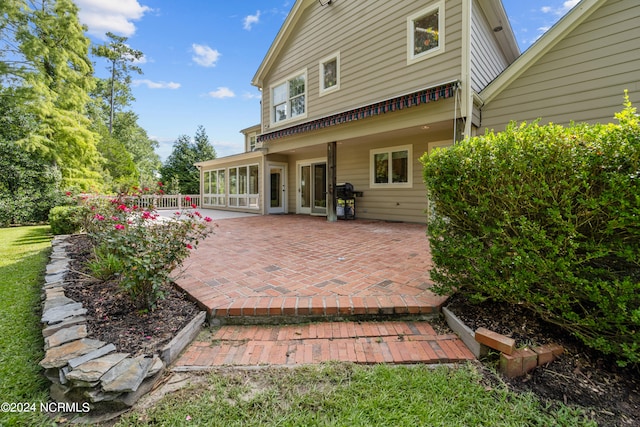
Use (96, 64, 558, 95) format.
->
(196, 0, 638, 223)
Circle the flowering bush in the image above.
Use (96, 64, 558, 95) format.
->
(85, 189, 215, 310)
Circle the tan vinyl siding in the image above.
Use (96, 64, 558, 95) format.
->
(480, 0, 640, 132)
(470, 0, 510, 92)
(261, 0, 463, 132)
(282, 130, 453, 223)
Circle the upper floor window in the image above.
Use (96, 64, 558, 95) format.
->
(319, 52, 340, 96)
(407, 2, 444, 65)
(370, 145, 413, 188)
(272, 70, 307, 124)
(248, 134, 257, 151)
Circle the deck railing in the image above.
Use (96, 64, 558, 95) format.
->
(82, 194, 201, 210)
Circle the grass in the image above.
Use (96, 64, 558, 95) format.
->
(116, 363, 595, 427)
(0, 225, 54, 427)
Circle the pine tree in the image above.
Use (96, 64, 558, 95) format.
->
(16, 0, 103, 190)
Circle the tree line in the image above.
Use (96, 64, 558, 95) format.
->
(0, 0, 216, 225)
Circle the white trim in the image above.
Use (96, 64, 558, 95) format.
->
(267, 162, 287, 214)
(370, 145, 413, 189)
(269, 68, 308, 127)
(407, 1, 445, 65)
(296, 157, 327, 215)
(479, 0, 605, 104)
(319, 51, 340, 96)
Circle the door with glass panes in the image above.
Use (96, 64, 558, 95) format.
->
(297, 160, 327, 215)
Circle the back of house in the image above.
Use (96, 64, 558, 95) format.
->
(197, 0, 519, 222)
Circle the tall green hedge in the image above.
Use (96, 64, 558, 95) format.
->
(421, 97, 640, 365)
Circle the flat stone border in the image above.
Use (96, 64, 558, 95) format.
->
(40, 235, 205, 418)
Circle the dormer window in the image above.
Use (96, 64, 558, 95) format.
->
(319, 52, 340, 96)
(407, 2, 444, 65)
(271, 70, 307, 124)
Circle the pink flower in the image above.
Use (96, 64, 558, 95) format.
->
(65, 191, 72, 197)
(186, 415, 192, 421)
(111, 216, 119, 221)
(186, 243, 193, 249)
(114, 224, 125, 230)
(191, 203, 197, 209)
(174, 211, 181, 216)
(194, 211, 202, 218)
(94, 214, 105, 221)
(204, 216, 212, 222)
(157, 181, 163, 187)
(185, 196, 191, 202)
(117, 204, 128, 211)
(142, 211, 152, 219)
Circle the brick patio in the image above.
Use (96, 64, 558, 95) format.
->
(173, 215, 448, 321)
(172, 214, 474, 368)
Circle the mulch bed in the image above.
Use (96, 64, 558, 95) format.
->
(63, 234, 200, 357)
(447, 294, 640, 426)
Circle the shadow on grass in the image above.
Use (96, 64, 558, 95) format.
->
(11, 225, 52, 247)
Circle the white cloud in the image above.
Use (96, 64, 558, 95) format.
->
(242, 92, 262, 100)
(133, 79, 180, 89)
(541, 0, 580, 16)
(74, 0, 151, 38)
(243, 11, 261, 30)
(191, 44, 221, 67)
(208, 87, 236, 99)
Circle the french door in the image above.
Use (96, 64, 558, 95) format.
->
(297, 159, 327, 215)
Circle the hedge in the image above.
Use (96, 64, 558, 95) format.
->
(421, 97, 639, 365)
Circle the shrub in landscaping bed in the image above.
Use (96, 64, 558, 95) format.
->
(84, 191, 214, 310)
(48, 205, 87, 235)
(421, 97, 640, 365)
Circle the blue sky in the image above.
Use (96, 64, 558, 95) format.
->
(74, 0, 580, 161)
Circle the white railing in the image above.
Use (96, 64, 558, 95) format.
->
(81, 194, 201, 210)
(134, 194, 201, 210)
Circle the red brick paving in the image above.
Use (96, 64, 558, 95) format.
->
(174, 215, 447, 320)
(171, 215, 474, 368)
(174, 321, 474, 369)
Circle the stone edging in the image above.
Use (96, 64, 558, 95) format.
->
(39, 235, 205, 417)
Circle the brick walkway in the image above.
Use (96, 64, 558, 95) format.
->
(174, 215, 447, 320)
(174, 321, 474, 369)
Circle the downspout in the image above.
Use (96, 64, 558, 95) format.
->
(461, 0, 473, 140)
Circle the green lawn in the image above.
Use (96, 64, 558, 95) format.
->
(116, 363, 594, 427)
(0, 226, 54, 427)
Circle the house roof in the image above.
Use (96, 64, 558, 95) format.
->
(252, 0, 313, 88)
(252, 0, 520, 89)
(480, 0, 607, 104)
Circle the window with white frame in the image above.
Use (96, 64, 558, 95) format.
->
(203, 169, 226, 206)
(319, 52, 340, 95)
(228, 165, 260, 208)
(271, 71, 306, 124)
(407, 2, 444, 64)
(370, 145, 413, 187)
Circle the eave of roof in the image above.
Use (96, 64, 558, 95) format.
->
(479, 0, 606, 105)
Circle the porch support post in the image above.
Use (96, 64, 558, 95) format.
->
(327, 141, 337, 222)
